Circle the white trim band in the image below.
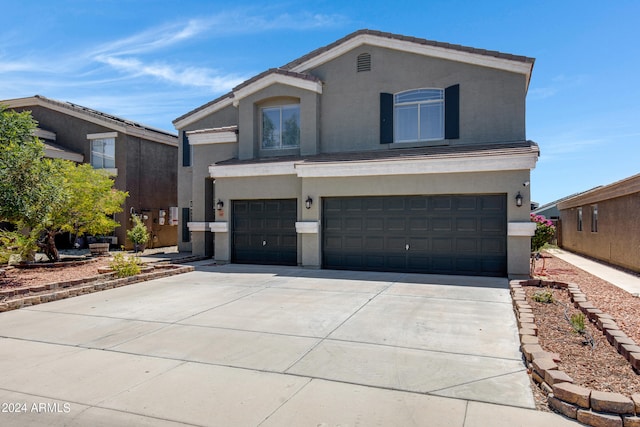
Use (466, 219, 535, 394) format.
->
(188, 130, 237, 145)
(295, 221, 319, 234)
(508, 222, 537, 237)
(210, 161, 297, 178)
(210, 222, 229, 233)
(187, 222, 208, 232)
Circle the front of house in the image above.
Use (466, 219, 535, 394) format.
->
(174, 30, 539, 278)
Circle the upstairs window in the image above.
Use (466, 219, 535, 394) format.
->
(380, 85, 459, 144)
(262, 105, 300, 149)
(394, 89, 444, 142)
(91, 137, 115, 169)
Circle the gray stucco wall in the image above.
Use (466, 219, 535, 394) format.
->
(209, 169, 532, 277)
(560, 193, 640, 273)
(309, 45, 527, 153)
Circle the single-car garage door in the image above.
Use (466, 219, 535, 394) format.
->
(322, 195, 506, 276)
(232, 199, 297, 265)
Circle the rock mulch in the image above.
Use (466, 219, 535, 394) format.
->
(512, 277, 640, 427)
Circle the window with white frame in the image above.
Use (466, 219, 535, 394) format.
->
(261, 104, 300, 149)
(91, 137, 115, 169)
(394, 89, 444, 142)
(591, 205, 598, 232)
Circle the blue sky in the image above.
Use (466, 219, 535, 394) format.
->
(1, 0, 638, 205)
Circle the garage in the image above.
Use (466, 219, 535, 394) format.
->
(322, 195, 507, 276)
(232, 199, 297, 265)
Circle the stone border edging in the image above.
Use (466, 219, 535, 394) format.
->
(511, 279, 640, 427)
(0, 264, 194, 313)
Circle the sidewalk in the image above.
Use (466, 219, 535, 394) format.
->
(546, 248, 640, 297)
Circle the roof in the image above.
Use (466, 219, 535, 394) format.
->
(174, 29, 535, 129)
(215, 140, 539, 166)
(2, 95, 178, 147)
(557, 173, 640, 209)
(281, 29, 535, 71)
(532, 187, 602, 214)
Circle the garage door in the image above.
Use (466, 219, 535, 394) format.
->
(322, 195, 506, 276)
(232, 199, 297, 265)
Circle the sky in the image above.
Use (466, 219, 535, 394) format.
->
(1, 0, 638, 205)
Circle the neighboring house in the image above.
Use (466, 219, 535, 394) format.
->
(2, 95, 179, 250)
(532, 188, 602, 246)
(557, 173, 640, 273)
(174, 29, 539, 278)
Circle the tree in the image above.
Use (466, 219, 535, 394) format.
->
(48, 162, 127, 237)
(1, 106, 128, 262)
(0, 106, 63, 229)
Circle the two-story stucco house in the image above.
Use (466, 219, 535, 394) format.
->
(2, 95, 179, 250)
(174, 30, 539, 278)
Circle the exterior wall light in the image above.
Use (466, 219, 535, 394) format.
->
(305, 196, 313, 209)
(515, 192, 523, 207)
(216, 199, 224, 210)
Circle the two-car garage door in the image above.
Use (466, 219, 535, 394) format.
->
(322, 195, 507, 276)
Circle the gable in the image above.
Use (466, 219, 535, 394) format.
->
(174, 29, 534, 130)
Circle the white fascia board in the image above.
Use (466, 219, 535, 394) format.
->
(188, 131, 237, 145)
(209, 161, 297, 178)
(44, 146, 84, 163)
(290, 34, 533, 80)
(508, 222, 537, 237)
(34, 128, 56, 141)
(187, 222, 208, 232)
(87, 132, 118, 140)
(209, 222, 229, 233)
(232, 74, 322, 107)
(295, 152, 538, 178)
(174, 97, 235, 130)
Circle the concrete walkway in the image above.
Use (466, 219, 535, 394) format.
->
(0, 263, 580, 426)
(547, 248, 640, 296)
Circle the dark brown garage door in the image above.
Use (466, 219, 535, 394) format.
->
(232, 199, 297, 265)
(322, 195, 506, 276)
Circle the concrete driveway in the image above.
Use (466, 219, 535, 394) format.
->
(0, 263, 569, 426)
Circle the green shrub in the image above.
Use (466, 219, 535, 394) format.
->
(110, 252, 142, 278)
(127, 215, 149, 250)
(570, 313, 586, 333)
(532, 289, 554, 303)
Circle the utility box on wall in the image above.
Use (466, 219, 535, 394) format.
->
(169, 207, 179, 226)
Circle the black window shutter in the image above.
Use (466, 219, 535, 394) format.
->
(444, 84, 460, 139)
(181, 207, 191, 242)
(182, 132, 191, 166)
(380, 92, 394, 144)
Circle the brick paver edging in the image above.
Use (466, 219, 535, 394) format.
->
(511, 279, 640, 427)
(0, 264, 195, 313)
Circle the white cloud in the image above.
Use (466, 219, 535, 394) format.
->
(94, 55, 247, 92)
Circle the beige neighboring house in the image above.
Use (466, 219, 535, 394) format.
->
(558, 173, 640, 273)
(174, 29, 539, 278)
(2, 95, 179, 250)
